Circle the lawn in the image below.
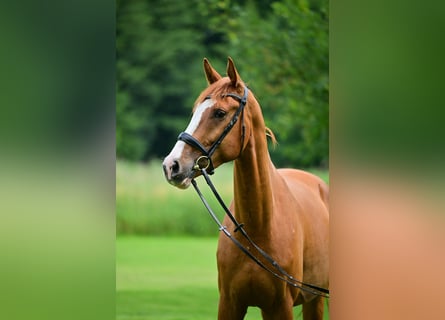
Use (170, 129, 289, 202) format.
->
(116, 237, 329, 319)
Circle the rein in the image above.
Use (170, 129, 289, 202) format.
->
(191, 169, 330, 298)
(177, 84, 329, 298)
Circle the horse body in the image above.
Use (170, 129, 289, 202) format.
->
(162, 58, 329, 319)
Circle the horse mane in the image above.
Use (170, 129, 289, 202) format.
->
(266, 126, 278, 147)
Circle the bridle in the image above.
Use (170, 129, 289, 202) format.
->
(177, 85, 248, 175)
(177, 84, 329, 298)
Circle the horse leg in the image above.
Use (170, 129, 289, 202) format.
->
(217, 295, 247, 320)
(260, 302, 294, 320)
(302, 296, 324, 320)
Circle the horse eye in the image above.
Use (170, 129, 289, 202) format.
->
(214, 109, 227, 119)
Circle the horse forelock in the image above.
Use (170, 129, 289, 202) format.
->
(193, 78, 247, 109)
(191, 78, 271, 148)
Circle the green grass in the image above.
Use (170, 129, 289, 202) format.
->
(116, 160, 328, 236)
(116, 237, 329, 320)
(116, 237, 218, 320)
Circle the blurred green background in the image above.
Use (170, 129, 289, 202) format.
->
(117, 160, 328, 236)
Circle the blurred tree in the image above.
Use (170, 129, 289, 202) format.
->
(117, 0, 224, 160)
(199, 0, 328, 167)
(117, 0, 328, 168)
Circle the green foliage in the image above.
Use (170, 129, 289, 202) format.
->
(200, 0, 328, 167)
(117, 0, 328, 167)
(117, 0, 218, 160)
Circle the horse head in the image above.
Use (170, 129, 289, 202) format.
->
(163, 57, 251, 189)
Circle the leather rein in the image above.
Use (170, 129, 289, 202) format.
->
(178, 85, 329, 298)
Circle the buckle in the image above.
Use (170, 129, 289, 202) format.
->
(193, 156, 211, 171)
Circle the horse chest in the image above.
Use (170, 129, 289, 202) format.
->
(217, 238, 295, 303)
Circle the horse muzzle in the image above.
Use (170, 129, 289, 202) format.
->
(162, 156, 196, 189)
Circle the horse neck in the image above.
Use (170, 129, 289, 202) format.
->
(233, 107, 276, 235)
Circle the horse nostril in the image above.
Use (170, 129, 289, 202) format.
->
(171, 160, 180, 174)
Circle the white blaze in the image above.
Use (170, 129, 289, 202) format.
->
(166, 99, 215, 160)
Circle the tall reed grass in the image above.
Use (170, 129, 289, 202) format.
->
(116, 160, 328, 236)
(116, 160, 233, 236)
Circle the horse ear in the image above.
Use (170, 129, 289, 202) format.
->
(226, 57, 240, 87)
(203, 58, 222, 84)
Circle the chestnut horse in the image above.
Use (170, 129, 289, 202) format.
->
(162, 58, 329, 319)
